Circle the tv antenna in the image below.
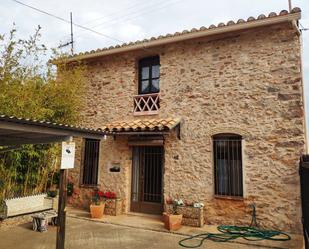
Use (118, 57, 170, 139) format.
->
(288, 0, 292, 12)
(58, 12, 74, 55)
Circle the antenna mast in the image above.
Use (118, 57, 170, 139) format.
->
(288, 0, 292, 12)
(58, 12, 74, 55)
(70, 12, 74, 54)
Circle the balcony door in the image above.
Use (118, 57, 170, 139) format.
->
(131, 146, 164, 214)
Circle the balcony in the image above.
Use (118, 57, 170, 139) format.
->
(133, 93, 160, 116)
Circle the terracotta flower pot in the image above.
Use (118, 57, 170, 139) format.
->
(163, 212, 183, 231)
(90, 203, 105, 218)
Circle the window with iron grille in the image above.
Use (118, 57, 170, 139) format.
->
(213, 134, 243, 197)
(82, 139, 100, 186)
(138, 56, 160, 94)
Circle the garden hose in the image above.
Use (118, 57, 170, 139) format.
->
(178, 225, 291, 248)
(178, 204, 291, 248)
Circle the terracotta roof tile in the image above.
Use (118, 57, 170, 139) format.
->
(102, 118, 181, 133)
(62, 7, 301, 62)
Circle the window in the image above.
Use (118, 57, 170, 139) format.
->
(213, 134, 243, 197)
(82, 139, 100, 185)
(138, 56, 160, 94)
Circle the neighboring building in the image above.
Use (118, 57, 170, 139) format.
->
(63, 8, 306, 234)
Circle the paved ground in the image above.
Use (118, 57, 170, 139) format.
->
(0, 217, 275, 249)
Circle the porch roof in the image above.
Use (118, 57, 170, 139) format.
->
(102, 118, 181, 135)
(0, 114, 105, 146)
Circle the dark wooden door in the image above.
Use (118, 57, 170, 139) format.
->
(131, 146, 163, 214)
(300, 155, 309, 249)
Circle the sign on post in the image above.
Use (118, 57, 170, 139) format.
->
(60, 142, 75, 169)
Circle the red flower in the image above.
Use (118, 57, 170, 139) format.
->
(103, 191, 116, 199)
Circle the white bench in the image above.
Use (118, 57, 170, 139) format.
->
(3, 193, 56, 218)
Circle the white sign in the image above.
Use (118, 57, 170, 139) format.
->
(60, 142, 75, 169)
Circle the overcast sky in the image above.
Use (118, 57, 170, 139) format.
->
(1, 0, 309, 125)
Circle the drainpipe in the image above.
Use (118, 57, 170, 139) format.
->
(292, 20, 308, 153)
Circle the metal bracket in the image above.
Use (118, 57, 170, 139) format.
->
(176, 124, 181, 140)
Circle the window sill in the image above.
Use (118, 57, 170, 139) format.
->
(214, 195, 244, 201)
(80, 184, 100, 189)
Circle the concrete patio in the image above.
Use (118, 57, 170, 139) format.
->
(0, 207, 303, 249)
(67, 207, 303, 249)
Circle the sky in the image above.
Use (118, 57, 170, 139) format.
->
(1, 0, 309, 126)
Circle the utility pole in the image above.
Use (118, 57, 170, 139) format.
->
(58, 12, 74, 55)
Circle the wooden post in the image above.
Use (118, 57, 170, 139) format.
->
(56, 169, 68, 249)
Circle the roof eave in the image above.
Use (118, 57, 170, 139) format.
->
(60, 12, 300, 64)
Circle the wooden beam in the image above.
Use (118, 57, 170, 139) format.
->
(56, 169, 68, 249)
(0, 121, 104, 140)
(112, 131, 170, 136)
(0, 136, 71, 146)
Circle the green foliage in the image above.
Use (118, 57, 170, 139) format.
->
(0, 25, 85, 201)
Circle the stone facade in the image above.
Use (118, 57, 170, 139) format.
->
(68, 22, 306, 234)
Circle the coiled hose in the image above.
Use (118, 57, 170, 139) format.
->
(178, 204, 291, 248)
(178, 225, 291, 248)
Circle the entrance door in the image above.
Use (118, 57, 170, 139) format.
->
(131, 146, 163, 214)
(300, 155, 309, 249)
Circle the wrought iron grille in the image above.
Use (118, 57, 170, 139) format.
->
(82, 139, 100, 185)
(213, 134, 243, 197)
(132, 146, 163, 204)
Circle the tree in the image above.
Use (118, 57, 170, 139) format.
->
(0, 25, 85, 200)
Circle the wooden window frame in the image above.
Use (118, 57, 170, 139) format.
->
(81, 138, 100, 187)
(213, 133, 243, 198)
(138, 56, 160, 95)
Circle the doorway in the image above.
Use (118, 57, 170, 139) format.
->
(131, 146, 164, 214)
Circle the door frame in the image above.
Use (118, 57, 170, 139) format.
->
(130, 145, 164, 215)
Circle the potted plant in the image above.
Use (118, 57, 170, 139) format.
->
(163, 198, 183, 231)
(90, 189, 105, 219)
(102, 191, 123, 216)
(103, 191, 117, 199)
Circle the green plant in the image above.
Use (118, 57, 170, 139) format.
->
(47, 190, 57, 198)
(92, 189, 104, 205)
(67, 182, 74, 197)
(0, 25, 85, 202)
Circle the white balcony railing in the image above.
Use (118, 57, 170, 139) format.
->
(133, 93, 160, 116)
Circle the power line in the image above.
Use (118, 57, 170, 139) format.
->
(300, 22, 308, 31)
(73, 0, 182, 42)
(11, 0, 126, 44)
(91, 0, 180, 29)
(83, 0, 175, 27)
(55, 0, 179, 42)
(82, 0, 146, 25)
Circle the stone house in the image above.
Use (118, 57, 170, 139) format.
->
(63, 8, 306, 234)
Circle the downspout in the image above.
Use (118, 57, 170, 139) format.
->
(292, 20, 308, 153)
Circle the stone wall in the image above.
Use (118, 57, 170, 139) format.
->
(165, 204, 204, 227)
(68, 22, 306, 233)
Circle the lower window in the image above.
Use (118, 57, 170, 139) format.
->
(82, 139, 100, 185)
(213, 133, 243, 197)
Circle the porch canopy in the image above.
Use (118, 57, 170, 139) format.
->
(102, 118, 181, 144)
(0, 114, 105, 146)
